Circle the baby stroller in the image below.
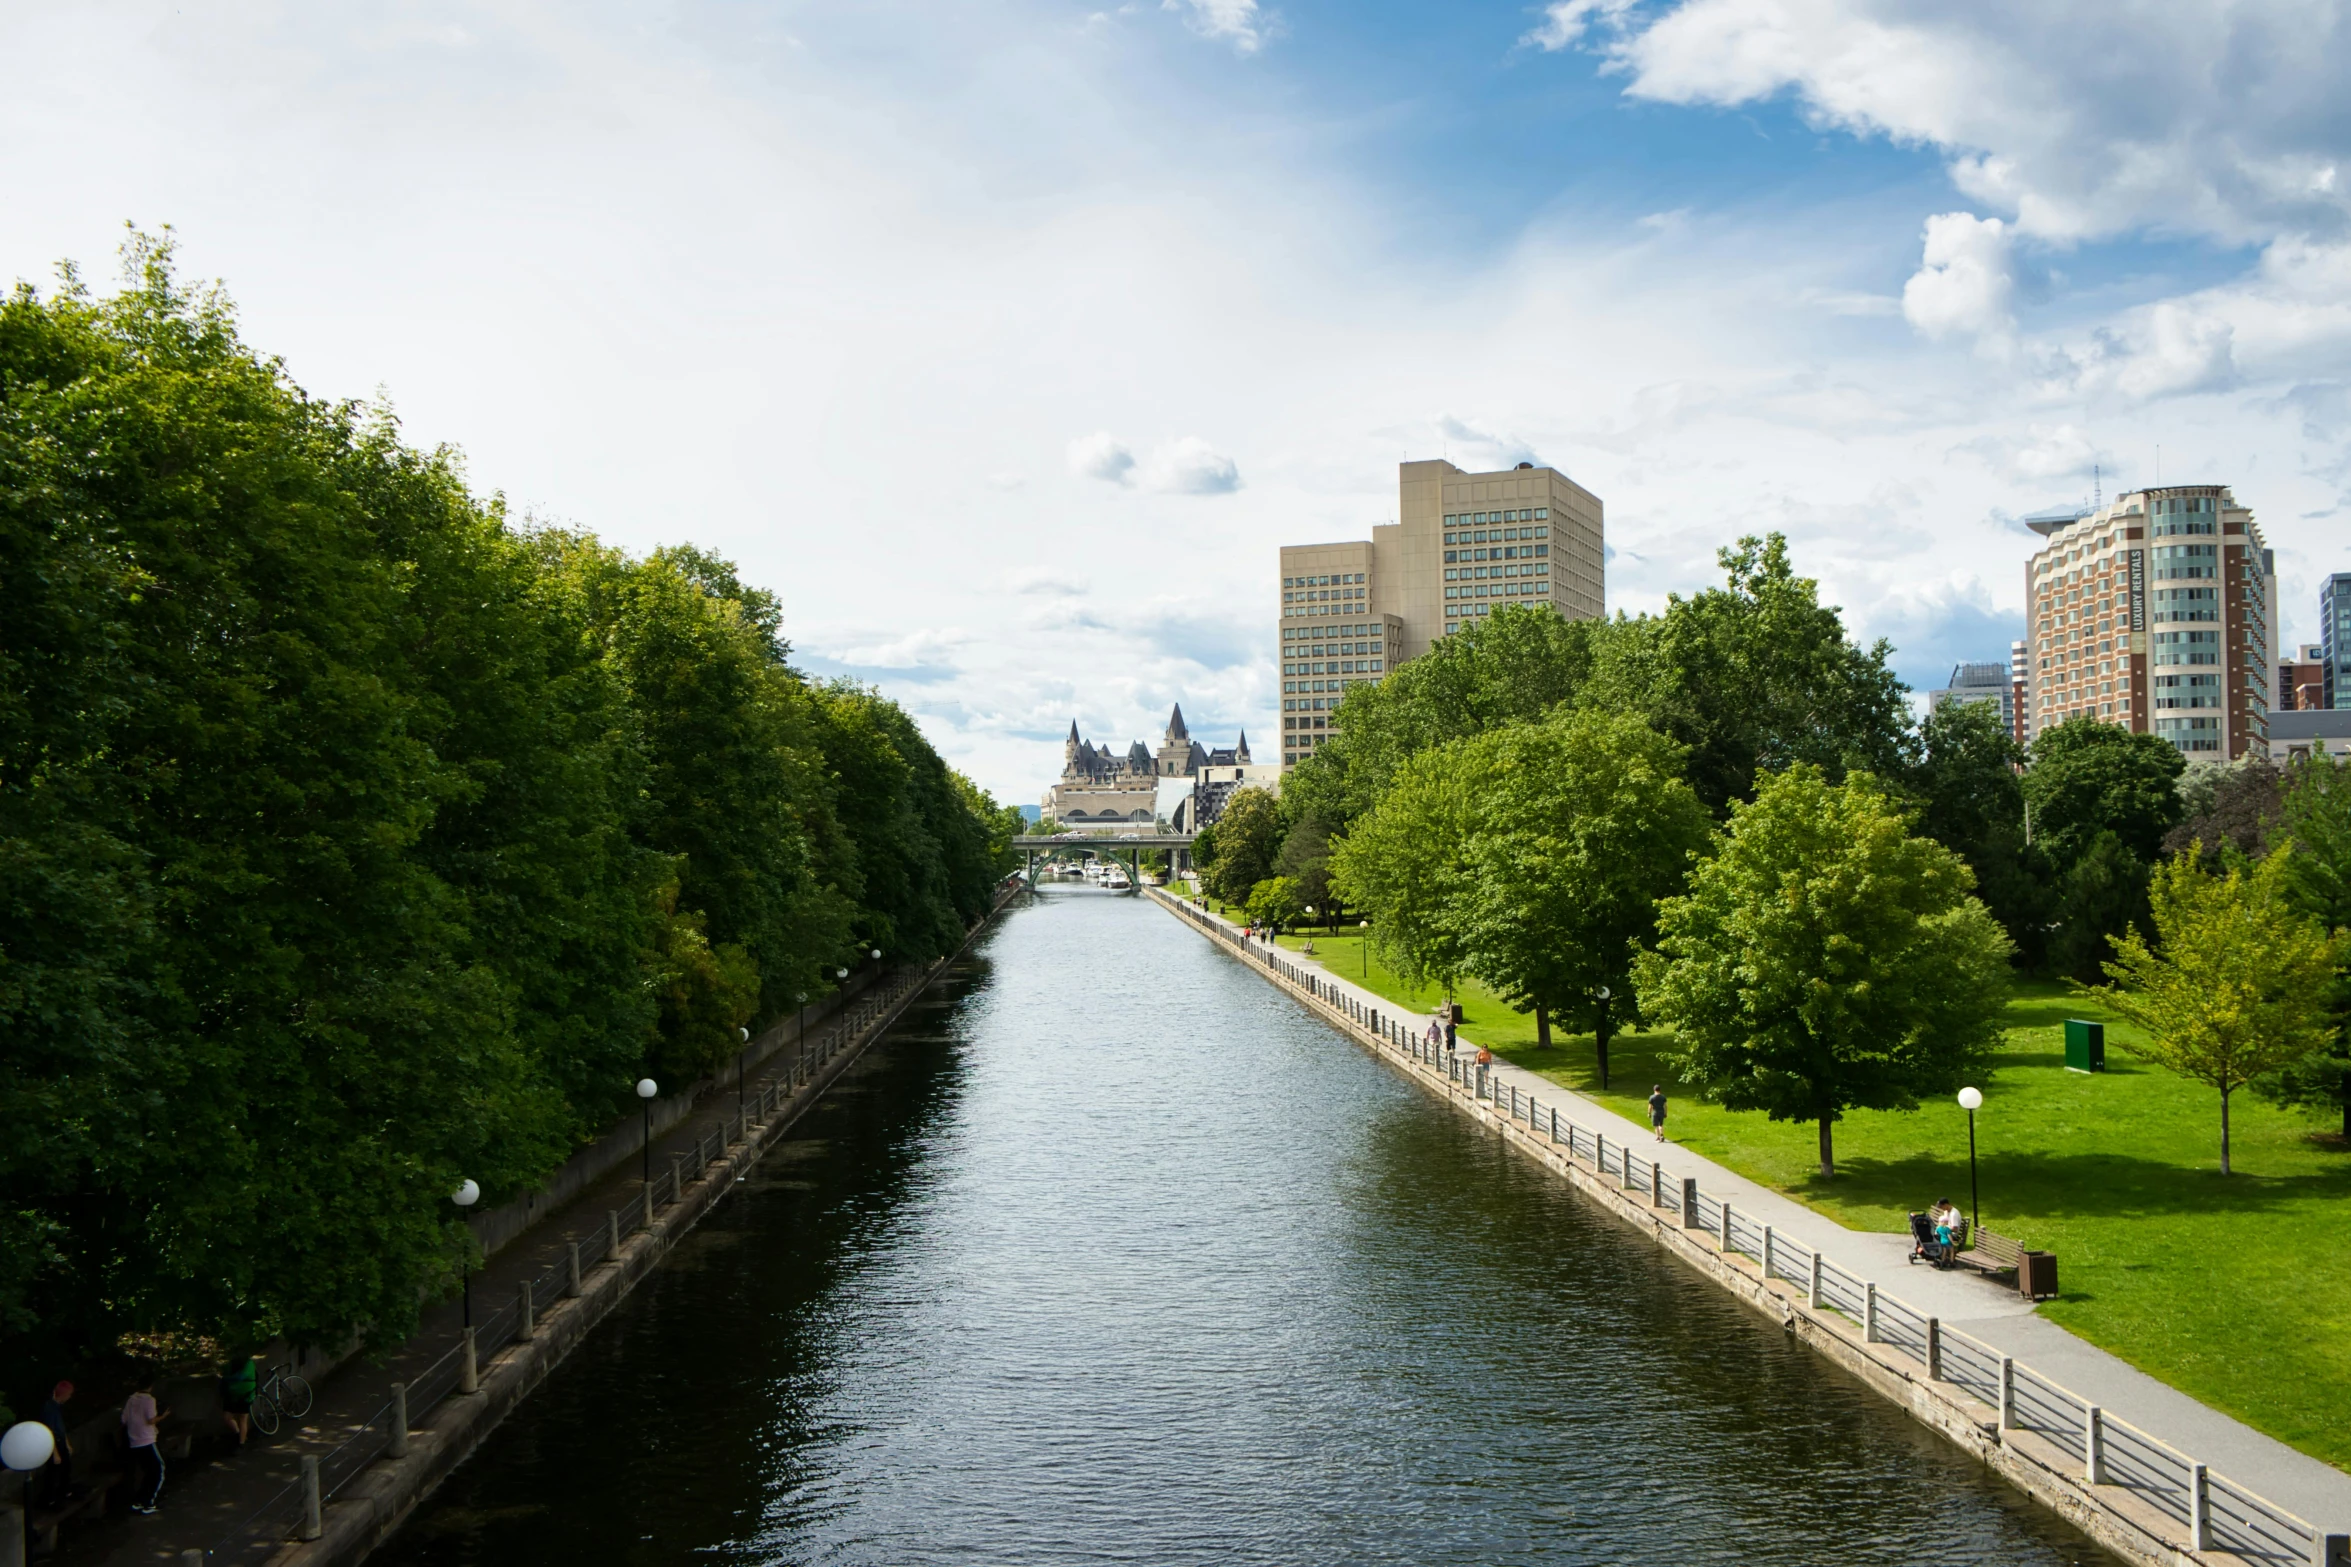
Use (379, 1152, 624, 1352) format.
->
(1907, 1211, 1959, 1269)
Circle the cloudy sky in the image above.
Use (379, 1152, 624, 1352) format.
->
(6, 1, 2349, 800)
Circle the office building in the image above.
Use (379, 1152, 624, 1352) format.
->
(1928, 661, 2018, 735)
(1278, 459, 1605, 765)
(2023, 485, 2273, 760)
(2325, 575, 2351, 709)
(2279, 644, 2326, 711)
(2009, 640, 2031, 746)
(2270, 709, 2351, 764)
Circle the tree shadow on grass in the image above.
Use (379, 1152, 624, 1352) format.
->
(1792, 1149, 2351, 1226)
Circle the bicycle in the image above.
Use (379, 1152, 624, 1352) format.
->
(247, 1361, 314, 1436)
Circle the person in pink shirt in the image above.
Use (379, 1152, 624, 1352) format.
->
(122, 1370, 170, 1514)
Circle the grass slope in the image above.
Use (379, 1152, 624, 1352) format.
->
(1243, 914, 2351, 1472)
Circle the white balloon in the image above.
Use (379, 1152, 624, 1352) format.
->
(2, 1419, 55, 1471)
(636, 1077, 658, 1099)
(1957, 1086, 1984, 1111)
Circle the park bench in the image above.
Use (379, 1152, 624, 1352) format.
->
(31, 1475, 117, 1553)
(1953, 1224, 2060, 1301)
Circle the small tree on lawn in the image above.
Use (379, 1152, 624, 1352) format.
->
(1635, 766, 2013, 1177)
(2092, 846, 2346, 1174)
(1245, 875, 1303, 933)
(1453, 709, 1712, 1075)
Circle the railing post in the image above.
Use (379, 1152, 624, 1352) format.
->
(2189, 1462, 2210, 1551)
(1925, 1318, 1941, 1381)
(1681, 1177, 1700, 1229)
(670, 1154, 684, 1202)
(1864, 1282, 1879, 1342)
(1810, 1252, 1825, 1310)
(301, 1454, 323, 1540)
(1596, 1131, 1607, 1172)
(568, 1241, 582, 1299)
(518, 1278, 535, 1343)
(2084, 1405, 2103, 1484)
(1719, 1200, 1734, 1254)
(1761, 1225, 1775, 1281)
(2318, 1531, 2350, 1567)
(183, 1552, 204, 1567)
(388, 1381, 410, 1458)
(609, 1208, 623, 1256)
(460, 1326, 479, 1394)
(1998, 1358, 2017, 1433)
(1651, 1162, 1664, 1208)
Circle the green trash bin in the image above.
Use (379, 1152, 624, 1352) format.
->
(2064, 1018, 2105, 1073)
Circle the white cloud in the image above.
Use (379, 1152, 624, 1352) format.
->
(1141, 435, 1241, 494)
(1523, 0, 1637, 52)
(1067, 431, 1137, 485)
(1164, 0, 1275, 54)
(1901, 212, 2015, 345)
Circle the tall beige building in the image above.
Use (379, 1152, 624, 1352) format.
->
(1277, 459, 1604, 766)
(2023, 484, 2273, 759)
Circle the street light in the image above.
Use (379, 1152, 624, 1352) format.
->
(870, 948, 882, 962)
(1593, 985, 1614, 1090)
(736, 1025, 751, 1110)
(636, 1078, 658, 1189)
(1957, 1086, 1984, 1230)
(3, 1419, 56, 1473)
(451, 1178, 481, 1328)
(1358, 917, 1370, 977)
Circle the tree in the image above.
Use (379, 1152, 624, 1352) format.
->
(2050, 831, 2152, 984)
(1203, 786, 1284, 905)
(1908, 699, 2053, 965)
(1275, 817, 1335, 916)
(1329, 740, 1498, 993)
(2023, 716, 2186, 867)
(2163, 755, 2285, 860)
(1450, 711, 1712, 1078)
(2259, 756, 2351, 1135)
(1635, 767, 2013, 1177)
(1581, 535, 1914, 812)
(2093, 847, 2347, 1173)
(1245, 876, 1303, 931)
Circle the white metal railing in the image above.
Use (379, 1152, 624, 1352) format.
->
(1162, 891, 2342, 1567)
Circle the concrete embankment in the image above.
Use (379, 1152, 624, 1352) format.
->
(265, 884, 1024, 1567)
(1151, 887, 2347, 1567)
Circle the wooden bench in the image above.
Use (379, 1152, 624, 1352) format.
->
(1953, 1225, 2060, 1300)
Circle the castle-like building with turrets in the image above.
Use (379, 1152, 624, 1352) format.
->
(1041, 706, 1271, 832)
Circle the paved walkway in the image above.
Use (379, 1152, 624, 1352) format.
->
(52, 967, 929, 1567)
(1172, 893, 2351, 1532)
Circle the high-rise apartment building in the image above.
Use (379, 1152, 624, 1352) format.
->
(1929, 661, 2017, 734)
(2009, 640, 2031, 746)
(1277, 459, 1604, 766)
(2023, 485, 2273, 759)
(2323, 575, 2351, 709)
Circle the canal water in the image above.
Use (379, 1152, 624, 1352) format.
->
(377, 888, 2114, 1566)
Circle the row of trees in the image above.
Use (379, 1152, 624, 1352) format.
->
(0, 241, 1022, 1381)
(1197, 537, 2351, 1174)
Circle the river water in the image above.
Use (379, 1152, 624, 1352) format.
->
(377, 888, 2113, 1566)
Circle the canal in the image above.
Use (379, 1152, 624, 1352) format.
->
(377, 888, 2114, 1566)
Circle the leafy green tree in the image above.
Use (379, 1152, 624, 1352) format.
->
(1275, 817, 1335, 917)
(1581, 535, 1914, 812)
(1203, 786, 1284, 906)
(2050, 831, 2152, 984)
(1245, 876, 1303, 931)
(1908, 699, 2053, 965)
(1281, 604, 1603, 833)
(2255, 756, 2351, 1135)
(2163, 755, 2285, 860)
(1329, 739, 1499, 993)
(1451, 711, 1711, 1078)
(2094, 847, 2347, 1173)
(2023, 716, 2186, 867)
(1635, 767, 2013, 1177)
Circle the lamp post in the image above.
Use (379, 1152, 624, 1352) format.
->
(636, 1077, 658, 1188)
(1593, 985, 1613, 1090)
(795, 990, 809, 1082)
(1957, 1086, 1984, 1229)
(1304, 905, 1315, 942)
(1358, 917, 1370, 977)
(736, 1025, 750, 1111)
(451, 1179, 480, 1328)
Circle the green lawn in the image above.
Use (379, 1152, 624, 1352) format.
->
(1244, 913, 2351, 1472)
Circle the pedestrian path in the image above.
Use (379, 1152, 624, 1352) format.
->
(1182, 897, 2351, 1531)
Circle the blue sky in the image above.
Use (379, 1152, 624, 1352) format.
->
(4, 0, 2348, 797)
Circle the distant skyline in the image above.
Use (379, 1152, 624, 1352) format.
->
(6, 2, 2347, 798)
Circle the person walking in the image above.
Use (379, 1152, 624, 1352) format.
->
(123, 1370, 170, 1513)
(220, 1354, 259, 1445)
(37, 1380, 76, 1508)
(1647, 1084, 1668, 1142)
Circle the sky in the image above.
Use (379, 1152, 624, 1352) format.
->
(5, 0, 2349, 802)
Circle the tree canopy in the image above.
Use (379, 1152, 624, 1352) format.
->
(1634, 767, 2013, 1177)
(0, 241, 1015, 1383)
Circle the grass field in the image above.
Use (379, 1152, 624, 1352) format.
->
(1232, 909, 2351, 1471)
